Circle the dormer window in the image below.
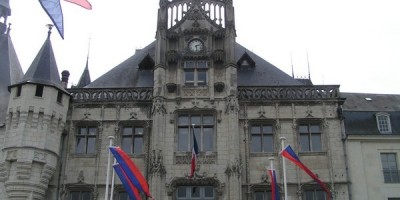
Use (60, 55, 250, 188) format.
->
(237, 52, 255, 69)
(376, 112, 392, 134)
(138, 54, 155, 70)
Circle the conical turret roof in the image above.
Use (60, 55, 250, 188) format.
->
(15, 34, 65, 92)
(0, 27, 24, 123)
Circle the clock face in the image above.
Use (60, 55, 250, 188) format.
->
(188, 39, 204, 53)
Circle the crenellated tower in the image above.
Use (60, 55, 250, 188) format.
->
(0, 27, 70, 200)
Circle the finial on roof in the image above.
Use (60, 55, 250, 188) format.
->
(46, 24, 53, 39)
(290, 53, 294, 78)
(306, 51, 311, 80)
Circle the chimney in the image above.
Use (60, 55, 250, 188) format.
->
(61, 70, 70, 89)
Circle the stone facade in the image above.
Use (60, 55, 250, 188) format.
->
(0, 0, 352, 199)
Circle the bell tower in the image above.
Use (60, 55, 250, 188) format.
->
(151, 1, 242, 199)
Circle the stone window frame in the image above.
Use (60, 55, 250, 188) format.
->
(72, 121, 100, 157)
(183, 60, 209, 87)
(250, 184, 275, 200)
(376, 112, 392, 134)
(248, 120, 277, 154)
(297, 119, 324, 153)
(166, 177, 224, 199)
(176, 112, 216, 152)
(118, 121, 148, 157)
(176, 185, 216, 200)
(64, 184, 94, 200)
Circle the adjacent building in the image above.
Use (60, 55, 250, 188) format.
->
(343, 93, 400, 200)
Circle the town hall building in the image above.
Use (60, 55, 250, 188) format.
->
(1, 0, 398, 200)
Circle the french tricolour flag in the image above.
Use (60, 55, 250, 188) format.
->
(110, 147, 152, 199)
(190, 128, 199, 178)
(280, 145, 331, 199)
(267, 169, 280, 200)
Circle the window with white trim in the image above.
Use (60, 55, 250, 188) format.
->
(184, 61, 208, 86)
(376, 113, 392, 133)
(381, 153, 399, 183)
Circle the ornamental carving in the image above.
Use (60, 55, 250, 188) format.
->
(225, 157, 242, 178)
(69, 88, 153, 103)
(149, 150, 166, 176)
(152, 96, 167, 116)
(225, 95, 239, 114)
(166, 176, 225, 196)
(213, 49, 224, 63)
(167, 50, 179, 64)
(16, 161, 32, 180)
(0, 162, 8, 182)
(174, 152, 217, 165)
(33, 151, 47, 163)
(237, 86, 340, 101)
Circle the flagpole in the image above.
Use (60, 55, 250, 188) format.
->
(105, 136, 114, 200)
(110, 159, 116, 200)
(269, 157, 274, 170)
(280, 137, 288, 200)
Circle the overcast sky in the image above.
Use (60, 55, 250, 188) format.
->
(8, 0, 400, 94)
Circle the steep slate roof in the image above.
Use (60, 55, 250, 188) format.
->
(0, 30, 24, 123)
(13, 35, 66, 92)
(76, 61, 91, 87)
(86, 42, 156, 88)
(342, 93, 400, 135)
(87, 42, 304, 88)
(235, 43, 304, 86)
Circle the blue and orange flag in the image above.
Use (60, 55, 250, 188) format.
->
(267, 169, 280, 200)
(110, 147, 152, 199)
(280, 145, 331, 199)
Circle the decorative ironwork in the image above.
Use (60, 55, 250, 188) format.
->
(68, 88, 153, 103)
(237, 85, 340, 101)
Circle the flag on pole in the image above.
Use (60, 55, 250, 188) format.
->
(64, 0, 92, 9)
(268, 169, 280, 200)
(113, 164, 142, 200)
(190, 127, 199, 178)
(109, 147, 152, 198)
(38, 0, 64, 39)
(280, 145, 331, 199)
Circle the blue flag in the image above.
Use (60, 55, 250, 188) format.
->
(38, 0, 64, 39)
